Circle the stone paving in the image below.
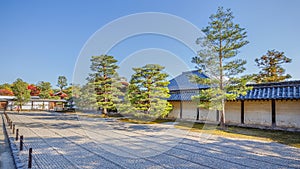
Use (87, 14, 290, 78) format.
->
(0, 112, 16, 169)
(2, 111, 300, 169)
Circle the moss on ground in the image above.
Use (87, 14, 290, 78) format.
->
(176, 122, 300, 148)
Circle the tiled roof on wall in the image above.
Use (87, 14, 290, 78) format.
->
(239, 81, 300, 100)
(168, 71, 300, 101)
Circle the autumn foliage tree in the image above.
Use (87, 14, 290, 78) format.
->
(0, 83, 14, 96)
(27, 84, 40, 96)
(254, 50, 292, 83)
(0, 89, 14, 96)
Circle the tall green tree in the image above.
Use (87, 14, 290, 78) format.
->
(127, 64, 172, 118)
(191, 7, 251, 129)
(88, 55, 123, 115)
(37, 81, 52, 99)
(57, 76, 68, 91)
(254, 50, 292, 83)
(11, 78, 31, 111)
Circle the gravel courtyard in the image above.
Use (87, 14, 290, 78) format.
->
(3, 111, 300, 169)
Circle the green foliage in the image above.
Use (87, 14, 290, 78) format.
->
(37, 81, 52, 99)
(126, 64, 172, 118)
(11, 78, 31, 110)
(57, 76, 68, 91)
(191, 7, 251, 128)
(88, 55, 123, 115)
(74, 83, 97, 110)
(254, 50, 292, 83)
(63, 86, 73, 100)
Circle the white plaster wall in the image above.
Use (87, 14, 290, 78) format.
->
(244, 100, 271, 126)
(168, 99, 300, 129)
(22, 102, 32, 110)
(8, 101, 15, 110)
(198, 108, 217, 122)
(225, 101, 241, 124)
(276, 100, 300, 128)
(182, 101, 197, 120)
(168, 101, 217, 121)
(8, 101, 50, 110)
(168, 101, 181, 119)
(32, 102, 49, 110)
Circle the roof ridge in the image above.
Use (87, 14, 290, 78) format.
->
(248, 80, 300, 88)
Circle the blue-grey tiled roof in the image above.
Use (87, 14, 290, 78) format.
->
(239, 81, 300, 100)
(168, 80, 300, 101)
(168, 70, 209, 91)
(168, 90, 199, 101)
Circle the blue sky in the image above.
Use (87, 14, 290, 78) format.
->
(1, 0, 300, 86)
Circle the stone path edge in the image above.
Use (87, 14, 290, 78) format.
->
(1, 113, 24, 169)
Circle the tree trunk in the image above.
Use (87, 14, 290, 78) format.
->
(18, 104, 21, 113)
(220, 99, 226, 129)
(103, 107, 107, 115)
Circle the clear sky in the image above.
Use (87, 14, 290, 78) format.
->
(1, 0, 300, 86)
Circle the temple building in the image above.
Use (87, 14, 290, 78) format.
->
(0, 96, 67, 111)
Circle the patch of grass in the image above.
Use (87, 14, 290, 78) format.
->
(75, 111, 123, 118)
(175, 122, 300, 148)
(119, 118, 175, 124)
(76, 112, 106, 118)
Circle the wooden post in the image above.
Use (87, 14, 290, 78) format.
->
(196, 107, 199, 121)
(20, 135, 23, 151)
(16, 129, 19, 141)
(180, 101, 182, 119)
(272, 100, 276, 127)
(28, 148, 32, 168)
(13, 124, 15, 134)
(241, 100, 245, 124)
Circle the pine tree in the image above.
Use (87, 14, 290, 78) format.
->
(11, 78, 31, 111)
(191, 7, 251, 129)
(88, 55, 123, 115)
(37, 81, 52, 99)
(254, 50, 292, 83)
(57, 76, 68, 91)
(75, 83, 97, 110)
(128, 64, 172, 118)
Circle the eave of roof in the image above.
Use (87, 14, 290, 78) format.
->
(239, 81, 300, 100)
(168, 80, 300, 101)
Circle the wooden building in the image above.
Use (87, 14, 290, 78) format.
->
(0, 96, 67, 111)
(167, 70, 300, 129)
